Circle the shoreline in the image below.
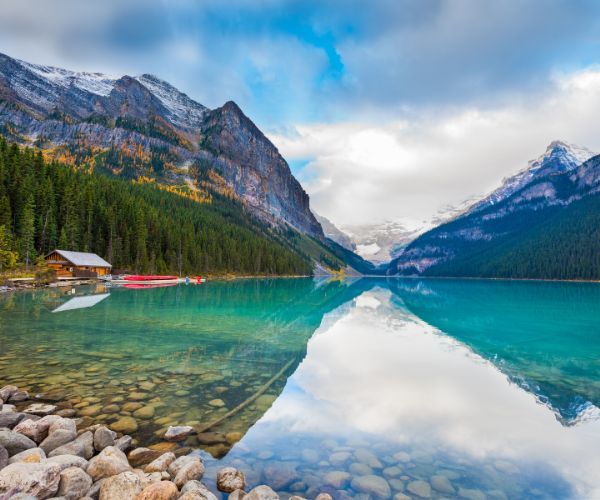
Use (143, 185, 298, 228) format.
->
(0, 384, 331, 499)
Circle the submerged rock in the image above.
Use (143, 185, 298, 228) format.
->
(351, 475, 392, 499)
(431, 474, 455, 495)
(23, 403, 57, 416)
(110, 416, 138, 434)
(164, 425, 193, 441)
(407, 480, 431, 498)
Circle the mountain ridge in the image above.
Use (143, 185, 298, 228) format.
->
(388, 141, 600, 279)
(0, 52, 324, 241)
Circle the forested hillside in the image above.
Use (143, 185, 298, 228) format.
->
(0, 137, 316, 275)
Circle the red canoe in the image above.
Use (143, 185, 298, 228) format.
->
(124, 275, 178, 281)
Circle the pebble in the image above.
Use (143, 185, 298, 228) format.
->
(137, 480, 179, 500)
(208, 399, 225, 407)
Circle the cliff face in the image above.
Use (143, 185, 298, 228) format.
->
(0, 53, 324, 239)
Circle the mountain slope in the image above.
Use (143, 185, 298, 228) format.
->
(314, 213, 356, 251)
(0, 52, 323, 239)
(388, 142, 600, 279)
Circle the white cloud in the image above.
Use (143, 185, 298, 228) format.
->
(268, 67, 600, 227)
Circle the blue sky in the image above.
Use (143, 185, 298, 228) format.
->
(1, 0, 600, 226)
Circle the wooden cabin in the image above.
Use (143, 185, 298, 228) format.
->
(44, 250, 112, 278)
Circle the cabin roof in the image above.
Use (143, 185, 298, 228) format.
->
(46, 250, 112, 268)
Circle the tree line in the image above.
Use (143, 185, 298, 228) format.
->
(0, 136, 312, 276)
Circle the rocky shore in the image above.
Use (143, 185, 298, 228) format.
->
(0, 385, 332, 500)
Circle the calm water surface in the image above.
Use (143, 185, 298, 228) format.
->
(0, 278, 599, 499)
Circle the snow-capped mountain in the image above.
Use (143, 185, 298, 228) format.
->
(388, 141, 600, 279)
(467, 141, 595, 215)
(0, 52, 323, 239)
(340, 221, 424, 264)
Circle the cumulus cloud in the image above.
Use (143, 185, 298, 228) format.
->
(269, 68, 600, 226)
(1, 0, 599, 228)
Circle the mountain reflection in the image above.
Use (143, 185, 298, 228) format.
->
(385, 278, 600, 425)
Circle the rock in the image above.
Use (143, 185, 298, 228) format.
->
(392, 451, 410, 463)
(355, 449, 383, 468)
(180, 480, 218, 500)
(114, 435, 133, 453)
(0, 461, 62, 499)
(226, 432, 243, 444)
(94, 426, 117, 451)
(229, 489, 247, 500)
(13, 416, 57, 443)
(99, 471, 143, 500)
(86, 477, 107, 499)
(87, 446, 131, 481)
(9, 391, 30, 403)
(136, 480, 178, 500)
(351, 475, 392, 499)
(58, 466, 93, 500)
(315, 495, 333, 500)
(8, 447, 46, 464)
(129, 447, 162, 467)
(431, 474, 455, 495)
(393, 495, 410, 500)
(164, 425, 193, 441)
(458, 487, 486, 500)
(324, 470, 351, 489)
(217, 467, 246, 492)
(174, 459, 205, 488)
(23, 403, 57, 416)
(122, 402, 143, 412)
(129, 392, 149, 401)
(133, 406, 155, 419)
(40, 428, 77, 454)
(208, 399, 225, 407)
(49, 417, 77, 435)
(263, 464, 299, 490)
(56, 409, 77, 418)
(0, 429, 37, 456)
(144, 452, 176, 473)
(48, 439, 86, 458)
(110, 416, 138, 434)
(329, 451, 351, 466)
(0, 445, 7, 469)
(196, 432, 228, 445)
(45, 454, 89, 471)
(407, 480, 431, 498)
(76, 430, 95, 459)
(0, 404, 16, 413)
(0, 385, 18, 402)
(0, 411, 26, 428)
(243, 485, 279, 500)
(167, 455, 198, 476)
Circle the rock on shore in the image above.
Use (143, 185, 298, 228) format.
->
(0, 385, 333, 499)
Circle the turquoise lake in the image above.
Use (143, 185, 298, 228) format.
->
(1, 278, 599, 499)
